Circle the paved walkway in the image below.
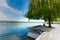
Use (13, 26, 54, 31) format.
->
(52, 24, 60, 40)
(36, 24, 60, 40)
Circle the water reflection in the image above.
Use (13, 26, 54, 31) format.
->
(0, 23, 28, 40)
(0, 22, 43, 40)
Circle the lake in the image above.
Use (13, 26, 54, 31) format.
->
(0, 22, 42, 40)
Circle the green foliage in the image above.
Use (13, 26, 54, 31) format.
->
(25, 0, 60, 27)
(25, 0, 42, 19)
(25, 0, 60, 21)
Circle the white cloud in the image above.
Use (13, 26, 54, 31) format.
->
(0, 0, 22, 20)
(0, 11, 8, 20)
(17, 11, 22, 14)
(9, 9, 22, 14)
(0, 0, 22, 14)
(19, 18, 28, 21)
(0, 0, 10, 9)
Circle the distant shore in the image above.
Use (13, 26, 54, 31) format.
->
(0, 21, 45, 23)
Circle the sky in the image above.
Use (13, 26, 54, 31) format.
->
(0, 0, 29, 21)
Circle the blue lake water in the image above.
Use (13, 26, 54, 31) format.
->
(0, 22, 41, 40)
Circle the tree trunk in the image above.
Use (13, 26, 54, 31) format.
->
(48, 16, 52, 28)
(52, 21, 53, 24)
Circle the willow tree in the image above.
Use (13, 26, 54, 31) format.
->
(25, 0, 60, 27)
